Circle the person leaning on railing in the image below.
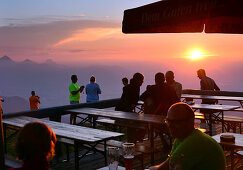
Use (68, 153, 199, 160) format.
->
(8, 122, 56, 170)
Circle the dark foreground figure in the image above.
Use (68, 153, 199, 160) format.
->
(150, 102, 226, 170)
(9, 122, 56, 170)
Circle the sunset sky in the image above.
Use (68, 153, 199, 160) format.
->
(0, 0, 243, 72)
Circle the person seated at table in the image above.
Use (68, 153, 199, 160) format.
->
(165, 71, 182, 99)
(115, 72, 144, 142)
(149, 102, 226, 170)
(122, 77, 129, 86)
(115, 72, 144, 112)
(9, 122, 57, 170)
(140, 72, 179, 116)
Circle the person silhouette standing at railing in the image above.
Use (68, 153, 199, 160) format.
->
(29, 91, 40, 110)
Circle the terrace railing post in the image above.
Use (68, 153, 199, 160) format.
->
(0, 112, 5, 170)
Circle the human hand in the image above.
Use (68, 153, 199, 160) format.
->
(80, 86, 85, 91)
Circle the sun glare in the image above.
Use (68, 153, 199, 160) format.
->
(188, 50, 203, 60)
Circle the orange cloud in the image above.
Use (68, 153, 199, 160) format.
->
(53, 27, 122, 47)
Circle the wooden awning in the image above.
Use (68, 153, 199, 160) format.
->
(122, 0, 243, 34)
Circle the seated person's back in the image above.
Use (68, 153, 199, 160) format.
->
(9, 121, 56, 170)
(140, 72, 179, 116)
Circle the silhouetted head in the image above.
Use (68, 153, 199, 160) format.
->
(166, 102, 195, 141)
(165, 71, 175, 84)
(155, 72, 165, 85)
(122, 77, 128, 86)
(132, 72, 144, 86)
(90, 76, 96, 83)
(15, 122, 57, 162)
(71, 75, 78, 83)
(197, 69, 206, 79)
(31, 91, 36, 96)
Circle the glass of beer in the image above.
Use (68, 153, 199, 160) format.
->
(122, 143, 135, 170)
(107, 147, 119, 170)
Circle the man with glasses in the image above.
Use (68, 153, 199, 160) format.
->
(150, 102, 226, 170)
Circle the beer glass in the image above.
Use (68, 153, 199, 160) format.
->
(107, 147, 119, 170)
(122, 143, 135, 170)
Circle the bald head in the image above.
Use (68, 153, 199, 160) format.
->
(167, 102, 195, 140)
(168, 102, 194, 120)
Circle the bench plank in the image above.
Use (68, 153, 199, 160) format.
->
(3, 116, 123, 143)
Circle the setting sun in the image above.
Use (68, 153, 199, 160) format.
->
(188, 50, 203, 60)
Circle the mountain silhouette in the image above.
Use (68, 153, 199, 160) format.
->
(0, 55, 15, 64)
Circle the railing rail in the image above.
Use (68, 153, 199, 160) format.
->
(0, 98, 120, 170)
(182, 89, 243, 97)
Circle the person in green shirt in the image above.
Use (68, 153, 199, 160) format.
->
(150, 102, 226, 170)
(69, 75, 84, 124)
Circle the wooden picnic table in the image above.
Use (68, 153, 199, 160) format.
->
(65, 107, 166, 165)
(3, 116, 124, 170)
(190, 104, 240, 136)
(212, 132, 243, 170)
(181, 94, 243, 107)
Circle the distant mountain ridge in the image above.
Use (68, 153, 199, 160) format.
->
(0, 55, 128, 111)
(0, 55, 55, 66)
(0, 55, 14, 63)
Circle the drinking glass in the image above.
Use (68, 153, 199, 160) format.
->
(168, 153, 184, 170)
(122, 143, 135, 170)
(107, 147, 119, 170)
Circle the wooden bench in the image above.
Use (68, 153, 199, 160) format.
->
(96, 118, 148, 130)
(194, 112, 243, 133)
(98, 116, 207, 134)
(58, 137, 144, 169)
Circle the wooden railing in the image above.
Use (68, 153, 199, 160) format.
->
(0, 98, 120, 170)
(182, 89, 243, 97)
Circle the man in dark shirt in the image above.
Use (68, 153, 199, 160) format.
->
(140, 72, 179, 116)
(115, 73, 144, 142)
(140, 72, 179, 149)
(197, 69, 220, 129)
(197, 69, 220, 104)
(115, 73, 144, 112)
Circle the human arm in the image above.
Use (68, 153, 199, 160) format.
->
(97, 84, 101, 94)
(36, 96, 40, 104)
(71, 86, 84, 95)
(177, 83, 182, 99)
(149, 159, 169, 170)
(140, 85, 152, 101)
(200, 80, 205, 90)
(214, 82, 220, 91)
